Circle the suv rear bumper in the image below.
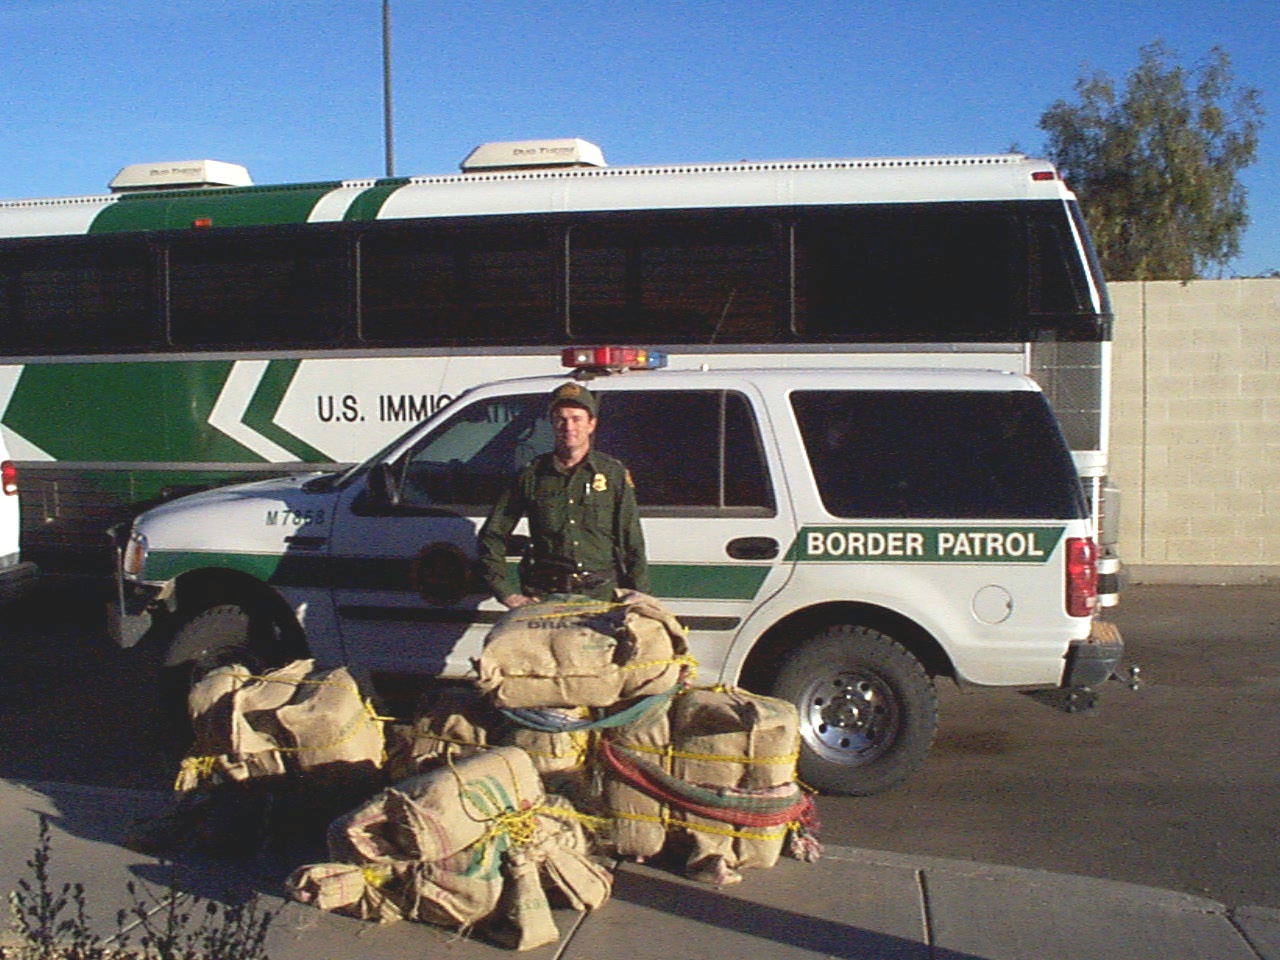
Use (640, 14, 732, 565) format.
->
(0, 559, 38, 604)
(1062, 619, 1124, 689)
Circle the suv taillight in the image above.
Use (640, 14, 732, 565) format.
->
(1, 461, 16, 497)
(1065, 537, 1097, 618)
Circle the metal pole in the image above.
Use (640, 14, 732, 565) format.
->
(382, 0, 395, 177)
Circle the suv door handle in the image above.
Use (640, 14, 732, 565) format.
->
(726, 536, 779, 560)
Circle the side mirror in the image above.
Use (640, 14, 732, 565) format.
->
(366, 462, 402, 507)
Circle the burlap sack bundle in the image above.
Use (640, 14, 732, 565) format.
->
(274, 666, 383, 774)
(386, 746, 545, 863)
(616, 595, 690, 700)
(601, 700, 671, 860)
(668, 687, 802, 876)
(286, 849, 507, 930)
(475, 594, 689, 709)
(384, 686, 495, 783)
(285, 861, 408, 923)
(175, 660, 313, 791)
(487, 795, 612, 952)
(400, 846, 506, 929)
(495, 708, 591, 776)
(305, 752, 609, 944)
(178, 660, 386, 798)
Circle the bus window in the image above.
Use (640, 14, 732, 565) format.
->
(1028, 214, 1091, 316)
(359, 224, 555, 345)
(168, 233, 346, 347)
(796, 205, 1017, 342)
(0, 241, 153, 353)
(568, 215, 786, 343)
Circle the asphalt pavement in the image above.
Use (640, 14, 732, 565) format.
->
(1, 778, 1275, 960)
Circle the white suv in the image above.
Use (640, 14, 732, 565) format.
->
(111, 359, 1123, 795)
(0, 436, 38, 603)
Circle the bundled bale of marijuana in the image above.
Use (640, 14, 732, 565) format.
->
(289, 746, 612, 951)
(669, 687, 810, 882)
(475, 593, 690, 709)
(598, 697, 671, 860)
(175, 659, 384, 798)
(597, 686, 819, 885)
(383, 685, 496, 782)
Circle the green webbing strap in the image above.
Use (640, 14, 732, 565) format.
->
(500, 684, 678, 734)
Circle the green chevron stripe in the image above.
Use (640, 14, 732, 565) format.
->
(343, 179, 411, 221)
(3, 361, 258, 461)
(87, 182, 344, 234)
(241, 360, 329, 462)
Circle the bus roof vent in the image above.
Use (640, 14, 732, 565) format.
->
(108, 159, 253, 193)
(460, 138, 606, 173)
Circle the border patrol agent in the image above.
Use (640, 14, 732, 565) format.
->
(478, 383, 650, 608)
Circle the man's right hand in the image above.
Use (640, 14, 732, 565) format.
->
(502, 594, 534, 609)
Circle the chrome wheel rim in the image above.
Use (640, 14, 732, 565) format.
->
(798, 669, 901, 766)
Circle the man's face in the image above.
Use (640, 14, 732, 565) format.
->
(551, 403, 596, 458)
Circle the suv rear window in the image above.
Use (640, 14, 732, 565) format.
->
(792, 390, 1085, 520)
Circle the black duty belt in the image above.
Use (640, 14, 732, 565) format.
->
(523, 565, 615, 596)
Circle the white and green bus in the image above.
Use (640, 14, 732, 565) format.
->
(0, 139, 1119, 597)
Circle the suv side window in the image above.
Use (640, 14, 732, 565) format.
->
(397, 394, 551, 509)
(595, 390, 775, 515)
(792, 390, 1086, 520)
(393, 388, 775, 516)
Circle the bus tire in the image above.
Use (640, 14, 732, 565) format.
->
(773, 623, 937, 796)
(159, 602, 295, 740)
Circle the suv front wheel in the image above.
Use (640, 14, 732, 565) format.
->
(773, 624, 938, 796)
(159, 602, 298, 741)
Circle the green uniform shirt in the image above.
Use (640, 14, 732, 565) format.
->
(478, 449, 649, 600)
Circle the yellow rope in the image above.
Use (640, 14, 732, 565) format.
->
(608, 808, 790, 843)
(477, 806, 541, 849)
(361, 863, 395, 889)
(620, 654, 698, 674)
(537, 804, 614, 835)
(173, 755, 218, 791)
(505, 599, 622, 623)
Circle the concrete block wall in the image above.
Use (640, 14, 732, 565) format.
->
(1108, 277, 1280, 583)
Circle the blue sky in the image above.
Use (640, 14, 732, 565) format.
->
(3, 0, 1277, 275)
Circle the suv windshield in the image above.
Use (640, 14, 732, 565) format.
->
(792, 390, 1086, 520)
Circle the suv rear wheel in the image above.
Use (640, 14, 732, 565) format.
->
(773, 624, 937, 796)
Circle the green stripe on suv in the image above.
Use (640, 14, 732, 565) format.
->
(143, 552, 772, 601)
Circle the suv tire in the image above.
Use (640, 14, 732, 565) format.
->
(774, 624, 937, 796)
